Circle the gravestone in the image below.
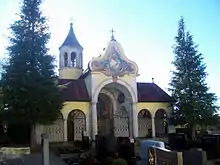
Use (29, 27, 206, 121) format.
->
(201, 134, 220, 160)
(117, 137, 135, 158)
(176, 128, 192, 139)
(154, 147, 182, 165)
(106, 134, 117, 156)
(82, 136, 90, 150)
(140, 140, 165, 165)
(95, 135, 107, 160)
(117, 137, 135, 165)
(168, 133, 188, 150)
(182, 149, 207, 165)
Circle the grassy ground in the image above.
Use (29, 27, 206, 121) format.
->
(0, 147, 30, 157)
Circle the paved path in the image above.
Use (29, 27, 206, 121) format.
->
(1, 152, 67, 165)
(24, 152, 67, 165)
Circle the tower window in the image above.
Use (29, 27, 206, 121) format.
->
(64, 52, 68, 67)
(71, 52, 77, 67)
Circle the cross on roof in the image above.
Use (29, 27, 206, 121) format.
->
(110, 28, 116, 40)
(69, 17, 74, 26)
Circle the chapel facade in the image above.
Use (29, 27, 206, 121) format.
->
(35, 23, 173, 144)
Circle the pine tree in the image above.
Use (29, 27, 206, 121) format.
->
(0, 0, 63, 145)
(169, 17, 219, 132)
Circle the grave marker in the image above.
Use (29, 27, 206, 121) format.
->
(154, 147, 183, 165)
(182, 149, 207, 165)
(201, 134, 220, 160)
(140, 140, 165, 165)
(117, 137, 135, 159)
(168, 133, 188, 150)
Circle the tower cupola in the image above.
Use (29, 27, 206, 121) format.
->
(59, 23, 83, 50)
(59, 23, 83, 79)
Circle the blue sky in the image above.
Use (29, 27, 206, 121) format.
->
(0, 0, 220, 104)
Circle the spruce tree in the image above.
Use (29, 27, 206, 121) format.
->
(169, 17, 219, 132)
(0, 0, 63, 145)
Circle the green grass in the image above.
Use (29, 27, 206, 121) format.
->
(0, 147, 30, 155)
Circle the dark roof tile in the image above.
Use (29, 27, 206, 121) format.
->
(137, 82, 173, 102)
(59, 79, 173, 103)
(59, 79, 90, 101)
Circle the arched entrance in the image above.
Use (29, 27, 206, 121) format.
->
(44, 112, 64, 142)
(155, 109, 167, 137)
(138, 109, 152, 137)
(96, 82, 133, 138)
(67, 109, 86, 141)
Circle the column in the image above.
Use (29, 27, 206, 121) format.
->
(68, 52, 71, 67)
(36, 125, 44, 144)
(86, 111, 90, 137)
(91, 102, 98, 140)
(63, 118, 68, 141)
(132, 102, 138, 138)
(152, 116, 156, 137)
(42, 134, 49, 165)
(128, 103, 133, 137)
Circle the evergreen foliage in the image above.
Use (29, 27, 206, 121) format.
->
(0, 0, 63, 126)
(169, 17, 219, 127)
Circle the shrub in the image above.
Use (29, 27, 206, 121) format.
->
(112, 158, 127, 165)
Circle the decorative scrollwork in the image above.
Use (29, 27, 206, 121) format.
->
(148, 147, 155, 165)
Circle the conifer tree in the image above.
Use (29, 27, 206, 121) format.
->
(0, 0, 63, 145)
(169, 17, 219, 132)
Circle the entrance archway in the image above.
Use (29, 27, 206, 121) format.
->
(93, 79, 137, 103)
(96, 82, 133, 138)
(138, 109, 152, 137)
(67, 109, 86, 141)
(155, 109, 167, 137)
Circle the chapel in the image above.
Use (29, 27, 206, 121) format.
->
(35, 23, 173, 144)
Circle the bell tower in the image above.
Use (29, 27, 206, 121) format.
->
(59, 23, 83, 79)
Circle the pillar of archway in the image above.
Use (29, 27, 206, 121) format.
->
(131, 102, 138, 138)
(63, 117, 68, 141)
(152, 114, 156, 137)
(91, 102, 98, 140)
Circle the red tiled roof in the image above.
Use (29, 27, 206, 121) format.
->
(137, 82, 173, 102)
(58, 79, 90, 102)
(59, 79, 173, 102)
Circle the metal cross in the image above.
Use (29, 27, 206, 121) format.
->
(110, 28, 116, 40)
(69, 17, 74, 26)
(70, 17, 73, 22)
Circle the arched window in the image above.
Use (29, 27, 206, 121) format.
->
(71, 52, 77, 67)
(138, 109, 152, 137)
(155, 109, 167, 119)
(138, 109, 152, 119)
(155, 109, 167, 137)
(67, 109, 86, 141)
(64, 52, 68, 67)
